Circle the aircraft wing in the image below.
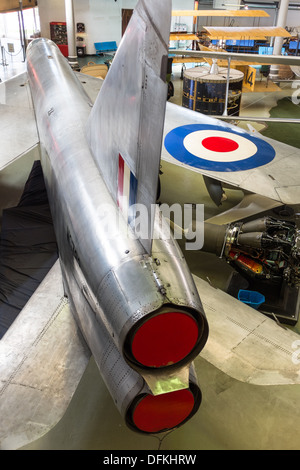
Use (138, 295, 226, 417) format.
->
(193, 274, 300, 386)
(0, 68, 102, 447)
(0, 72, 38, 171)
(76, 71, 104, 105)
(0, 260, 91, 450)
(162, 102, 300, 206)
(0, 71, 103, 172)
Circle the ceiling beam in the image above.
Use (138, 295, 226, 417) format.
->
(0, 0, 37, 14)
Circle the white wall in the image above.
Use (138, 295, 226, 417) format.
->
(74, 0, 137, 54)
(37, 0, 198, 55)
(38, 0, 140, 55)
(287, 9, 300, 29)
(171, 0, 194, 32)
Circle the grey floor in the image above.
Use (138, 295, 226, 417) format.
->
(0, 56, 26, 82)
(2, 52, 300, 450)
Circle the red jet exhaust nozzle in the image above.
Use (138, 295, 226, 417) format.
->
(130, 310, 199, 368)
(124, 306, 208, 372)
(126, 382, 201, 434)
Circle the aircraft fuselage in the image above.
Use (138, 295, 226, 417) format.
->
(26, 37, 208, 433)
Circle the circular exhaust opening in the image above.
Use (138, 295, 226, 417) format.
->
(130, 310, 199, 368)
(126, 383, 201, 434)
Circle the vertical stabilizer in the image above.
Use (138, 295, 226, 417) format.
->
(86, 0, 171, 253)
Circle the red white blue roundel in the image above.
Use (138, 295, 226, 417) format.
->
(164, 124, 276, 172)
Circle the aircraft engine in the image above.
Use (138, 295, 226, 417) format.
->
(201, 216, 300, 286)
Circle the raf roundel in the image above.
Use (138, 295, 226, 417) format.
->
(164, 124, 276, 172)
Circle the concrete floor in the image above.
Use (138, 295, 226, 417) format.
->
(2, 53, 300, 450)
(0, 56, 26, 83)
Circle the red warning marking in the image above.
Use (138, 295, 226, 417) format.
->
(202, 136, 239, 153)
(133, 389, 195, 433)
(117, 154, 124, 208)
(131, 311, 199, 368)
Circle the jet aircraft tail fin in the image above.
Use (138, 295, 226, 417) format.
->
(86, 0, 171, 253)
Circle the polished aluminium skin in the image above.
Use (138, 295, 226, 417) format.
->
(3, 0, 300, 450)
(26, 0, 208, 433)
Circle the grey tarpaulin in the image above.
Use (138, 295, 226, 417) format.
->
(0, 161, 58, 339)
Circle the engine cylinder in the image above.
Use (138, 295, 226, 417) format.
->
(201, 222, 228, 256)
(237, 232, 264, 249)
(240, 218, 269, 233)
